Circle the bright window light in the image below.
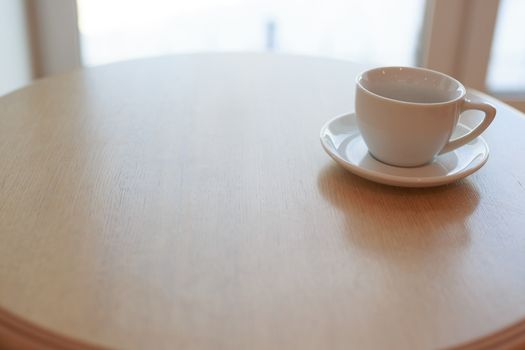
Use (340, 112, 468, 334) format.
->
(487, 0, 525, 92)
(77, 0, 426, 67)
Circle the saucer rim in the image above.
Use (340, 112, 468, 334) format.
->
(319, 112, 490, 187)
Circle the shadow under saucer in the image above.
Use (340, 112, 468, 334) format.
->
(316, 163, 480, 261)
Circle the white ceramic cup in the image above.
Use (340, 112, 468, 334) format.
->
(355, 66, 496, 167)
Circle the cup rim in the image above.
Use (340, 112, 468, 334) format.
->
(356, 66, 466, 106)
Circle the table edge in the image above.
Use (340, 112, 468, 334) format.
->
(0, 307, 110, 350)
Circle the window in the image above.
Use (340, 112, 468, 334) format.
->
(22, 0, 525, 112)
(486, 0, 525, 93)
(76, 0, 426, 67)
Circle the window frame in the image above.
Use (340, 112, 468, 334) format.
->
(421, 0, 525, 111)
(24, 0, 81, 78)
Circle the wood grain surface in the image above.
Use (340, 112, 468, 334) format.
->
(0, 53, 524, 350)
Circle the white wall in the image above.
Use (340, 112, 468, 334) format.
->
(0, 0, 33, 96)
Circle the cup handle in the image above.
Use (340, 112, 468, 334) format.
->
(439, 98, 496, 155)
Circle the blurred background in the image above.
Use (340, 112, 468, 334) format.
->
(0, 0, 524, 111)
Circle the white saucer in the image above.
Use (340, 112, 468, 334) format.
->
(320, 113, 489, 188)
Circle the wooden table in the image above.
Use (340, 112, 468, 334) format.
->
(1, 53, 525, 350)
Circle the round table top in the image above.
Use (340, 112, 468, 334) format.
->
(1, 53, 525, 350)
